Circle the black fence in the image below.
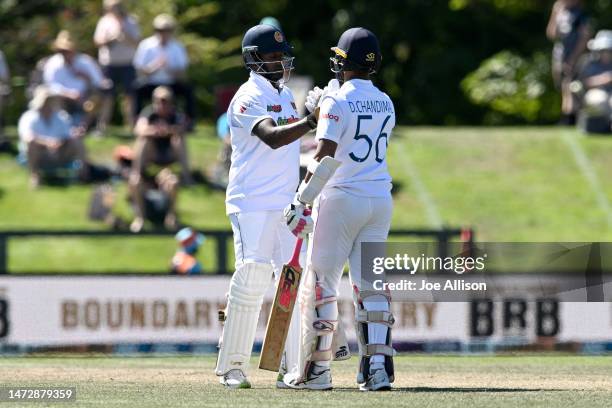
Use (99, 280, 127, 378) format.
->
(0, 228, 473, 275)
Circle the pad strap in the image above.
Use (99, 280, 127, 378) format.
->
(364, 344, 395, 357)
(356, 310, 395, 326)
(311, 349, 333, 361)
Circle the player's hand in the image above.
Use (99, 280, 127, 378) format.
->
(305, 86, 324, 113)
(305, 79, 341, 113)
(283, 199, 313, 239)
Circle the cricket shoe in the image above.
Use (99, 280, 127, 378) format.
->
(276, 353, 290, 389)
(220, 369, 251, 389)
(283, 366, 333, 390)
(359, 368, 391, 391)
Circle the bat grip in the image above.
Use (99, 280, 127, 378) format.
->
(288, 238, 303, 268)
(288, 208, 310, 268)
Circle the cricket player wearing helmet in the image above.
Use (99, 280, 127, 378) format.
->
(284, 27, 396, 391)
(215, 24, 321, 389)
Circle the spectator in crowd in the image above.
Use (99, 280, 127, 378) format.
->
(575, 30, 612, 133)
(170, 227, 204, 275)
(547, 0, 592, 125)
(0, 49, 9, 146)
(18, 86, 88, 188)
(129, 86, 191, 232)
(43, 30, 113, 134)
(94, 0, 141, 127)
(133, 14, 194, 128)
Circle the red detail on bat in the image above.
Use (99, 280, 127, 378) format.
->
(278, 268, 298, 311)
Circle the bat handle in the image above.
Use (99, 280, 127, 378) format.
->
(288, 208, 310, 268)
(288, 238, 303, 268)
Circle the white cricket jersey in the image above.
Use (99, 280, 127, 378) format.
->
(225, 72, 301, 214)
(315, 79, 395, 197)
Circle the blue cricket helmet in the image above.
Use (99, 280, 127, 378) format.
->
(331, 27, 381, 76)
(242, 24, 294, 84)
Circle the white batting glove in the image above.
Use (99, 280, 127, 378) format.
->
(305, 79, 341, 113)
(305, 86, 324, 113)
(283, 200, 313, 239)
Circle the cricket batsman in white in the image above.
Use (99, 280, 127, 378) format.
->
(215, 24, 323, 389)
(284, 27, 396, 391)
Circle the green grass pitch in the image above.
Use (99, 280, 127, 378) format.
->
(2, 126, 612, 273)
(0, 355, 610, 407)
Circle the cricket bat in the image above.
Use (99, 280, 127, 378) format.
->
(259, 236, 304, 371)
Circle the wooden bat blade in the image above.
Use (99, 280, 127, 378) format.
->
(259, 261, 302, 371)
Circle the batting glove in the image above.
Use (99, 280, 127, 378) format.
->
(305, 79, 341, 113)
(284, 200, 313, 239)
(305, 86, 324, 114)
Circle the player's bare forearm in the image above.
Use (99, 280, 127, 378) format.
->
(253, 116, 316, 149)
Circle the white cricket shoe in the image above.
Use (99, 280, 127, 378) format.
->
(359, 368, 391, 391)
(220, 369, 251, 389)
(283, 366, 333, 390)
(276, 372, 290, 389)
(276, 353, 290, 389)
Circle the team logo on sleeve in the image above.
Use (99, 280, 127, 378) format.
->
(267, 104, 282, 113)
(321, 113, 340, 122)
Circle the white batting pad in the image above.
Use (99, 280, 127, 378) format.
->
(215, 262, 273, 376)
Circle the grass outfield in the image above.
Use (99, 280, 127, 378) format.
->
(0, 355, 610, 407)
(2, 126, 612, 272)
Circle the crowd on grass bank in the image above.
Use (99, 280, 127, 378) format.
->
(0, 0, 612, 233)
(0, 0, 202, 233)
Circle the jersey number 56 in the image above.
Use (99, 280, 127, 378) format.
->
(349, 115, 391, 163)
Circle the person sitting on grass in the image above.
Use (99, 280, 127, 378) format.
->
(18, 85, 88, 188)
(129, 86, 192, 233)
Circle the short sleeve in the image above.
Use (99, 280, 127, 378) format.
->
(229, 94, 272, 135)
(132, 41, 146, 69)
(93, 17, 107, 45)
(315, 96, 345, 144)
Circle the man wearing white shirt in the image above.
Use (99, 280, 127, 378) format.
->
(43, 30, 112, 133)
(94, 0, 140, 126)
(133, 14, 195, 126)
(215, 24, 321, 389)
(18, 86, 88, 188)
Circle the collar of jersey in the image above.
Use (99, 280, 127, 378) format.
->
(345, 78, 373, 88)
(249, 71, 282, 93)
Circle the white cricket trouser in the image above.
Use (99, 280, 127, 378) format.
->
(309, 189, 392, 292)
(308, 188, 392, 368)
(230, 210, 299, 272)
(228, 210, 304, 373)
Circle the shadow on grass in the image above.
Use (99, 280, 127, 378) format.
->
(329, 386, 563, 393)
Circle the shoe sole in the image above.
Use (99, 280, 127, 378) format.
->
(276, 381, 290, 389)
(285, 382, 333, 390)
(360, 382, 391, 391)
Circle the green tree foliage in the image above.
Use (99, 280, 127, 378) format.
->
(462, 51, 560, 124)
(1, 0, 612, 125)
